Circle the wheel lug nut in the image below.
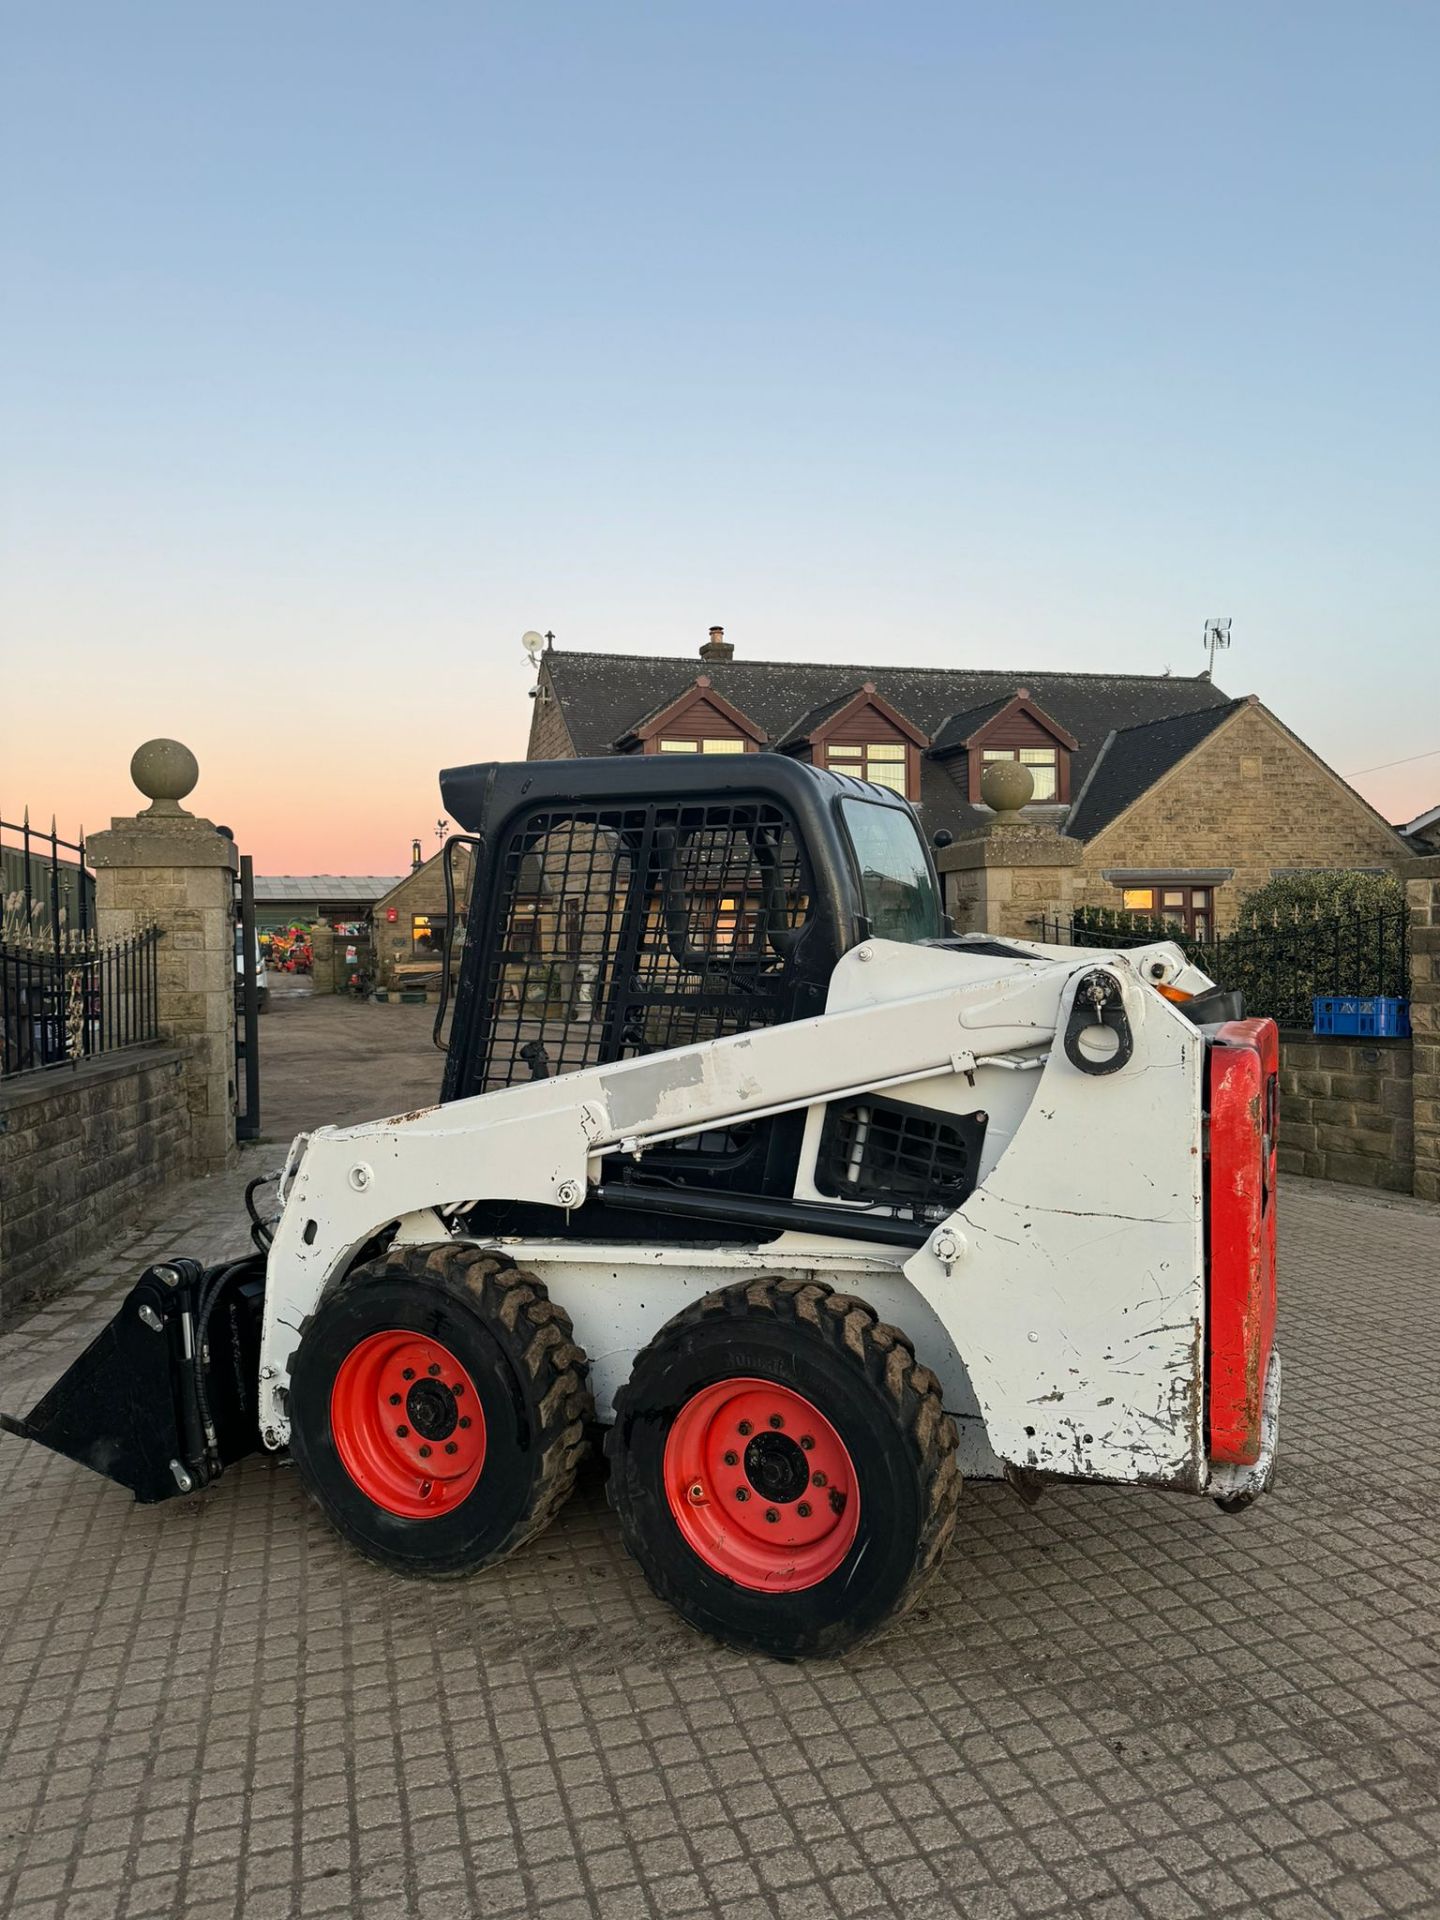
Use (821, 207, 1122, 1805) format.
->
(444, 1442, 457, 1455)
(723, 1450, 738, 1466)
(452, 1383, 464, 1396)
(737, 1420, 752, 1436)
(428, 1363, 442, 1376)
(799, 1434, 814, 1450)
(402, 1368, 415, 1381)
(764, 1508, 779, 1523)
(797, 1502, 812, 1518)
(735, 1488, 750, 1502)
(418, 1445, 431, 1459)
(812, 1472, 827, 1488)
(389, 1394, 401, 1406)
(395, 1425, 409, 1438)
(459, 1416, 471, 1430)
(768, 1414, 784, 1429)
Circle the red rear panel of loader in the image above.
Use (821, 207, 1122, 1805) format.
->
(1207, 1018, 1279, 1467)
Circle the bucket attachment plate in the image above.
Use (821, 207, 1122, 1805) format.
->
(0, 1256, 266, 1503)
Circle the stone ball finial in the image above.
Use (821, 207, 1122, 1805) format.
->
(131, 739, 199, 815)
(981, 757, 1034, 817)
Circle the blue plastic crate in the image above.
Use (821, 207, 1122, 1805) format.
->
(1312, 995, 1410, 1038)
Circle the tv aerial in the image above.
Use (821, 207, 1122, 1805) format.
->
(1203, 618, 1231, 678)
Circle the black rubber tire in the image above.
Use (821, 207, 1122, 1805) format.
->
(606, 1277, 962, 1660)
(288, 1243, 592, 1577)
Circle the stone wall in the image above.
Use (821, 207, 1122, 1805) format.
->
(1275, 1033, 1413, 1193)
(1406, 861, 1439, 1202)
(525, 666, 577, 760)
(1076, 703, 1407, 930)
(90, 807, 239, 1174)
(0, 1047, 188, 1320)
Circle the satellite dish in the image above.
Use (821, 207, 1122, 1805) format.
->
(521, 630, 546, 663)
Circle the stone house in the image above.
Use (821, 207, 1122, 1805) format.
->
(372, 846, 473, 991)
(523, 628, 1408, 936)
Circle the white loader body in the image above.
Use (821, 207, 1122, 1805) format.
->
(259, 933, 1261, 1500)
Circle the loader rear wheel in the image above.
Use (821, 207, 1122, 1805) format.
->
(606, 1278, 961, 1660)
(288, 1244, 592, 1578)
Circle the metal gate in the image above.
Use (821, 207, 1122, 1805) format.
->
(235, 853, 261, 1141)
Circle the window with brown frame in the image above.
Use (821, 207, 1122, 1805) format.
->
(981, 745, 1059, 802)
(658, 737, 748, 754)
(823, 740, 909, 794)
(1119, 883, 1214, 940)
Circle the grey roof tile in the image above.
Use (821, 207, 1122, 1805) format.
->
(253, 875, 404, 903)
(1065, 702, 1244, 839)
(544, 651, 1232, 839)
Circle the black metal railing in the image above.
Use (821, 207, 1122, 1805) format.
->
(1031, 907, 1410, 1032)
(1, 811, 93, 942)
(2, 810, 163, 1077)
(1, 928, 163, 1078)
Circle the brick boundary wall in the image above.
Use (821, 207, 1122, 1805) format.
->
(0, 1046, 189, 1323)
(1276, 1034, 1413, 1193)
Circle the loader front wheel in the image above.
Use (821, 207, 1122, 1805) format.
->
(607, 1279, 961, 1660)
(288, 1245, 591, 1578)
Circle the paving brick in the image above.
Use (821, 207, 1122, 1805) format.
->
(1, 1153, 1437, 1920)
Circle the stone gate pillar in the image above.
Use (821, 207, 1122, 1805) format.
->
(1405, 854, 1440, 1203)
(88, 740, 239, 1174)
(935, 761, 1082, 938)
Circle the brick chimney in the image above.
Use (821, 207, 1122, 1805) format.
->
(699, 625, 734, 664)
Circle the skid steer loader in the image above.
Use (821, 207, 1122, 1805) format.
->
(2, 756, 1280, 1659)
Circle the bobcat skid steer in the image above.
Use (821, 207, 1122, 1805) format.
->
(2, 756, 1280, 1659)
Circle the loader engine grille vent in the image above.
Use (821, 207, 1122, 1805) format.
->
(815, 1096, 987, 1217)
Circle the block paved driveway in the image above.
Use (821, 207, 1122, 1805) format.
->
(1, 1036, 1437, 1920)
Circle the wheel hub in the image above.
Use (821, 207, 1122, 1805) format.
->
(663, 1377, 859, 1592)
(743, 1431, 808, 1504)
(406, 1378, 458, 1442)
(330, 1331, 486, 1518)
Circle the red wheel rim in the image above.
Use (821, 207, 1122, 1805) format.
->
(663, 1377, 859, 1592)
(330, 1331, 487, 1519)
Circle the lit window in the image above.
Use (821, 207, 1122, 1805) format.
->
(826, 741, 909, 794)
(658, 737, 746, 754)
(1118, 883, 1215, 936)
(982, 746, 1058, 801)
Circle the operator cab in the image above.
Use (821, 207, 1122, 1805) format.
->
(436, 755, 946, 1228)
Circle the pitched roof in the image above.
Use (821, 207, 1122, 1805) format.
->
(543, 650, 1233, 838)
(927, 697, 1010, 752)
(1065, 701, 1245, 839)
(254, 875, 404, 903)
(773, 688, 865, 748)
(1398, 802, 1440, 837)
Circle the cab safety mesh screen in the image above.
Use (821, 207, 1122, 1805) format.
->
(469, 799, 813, 1095)
(815, 1096, 987, 1217)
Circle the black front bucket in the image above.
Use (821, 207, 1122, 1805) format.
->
(0, 1255, 267, 1503)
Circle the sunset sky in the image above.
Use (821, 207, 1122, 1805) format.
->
(3, 2, 1437, 872)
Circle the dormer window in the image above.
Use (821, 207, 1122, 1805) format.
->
(614, 676, 766, 757)
(659, 737, 746, 755)
(774, 683, 928, 802)
(982, 745, 1060, 801)
(824, 740, 908, 793)
(929, 689, 1077, 806)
